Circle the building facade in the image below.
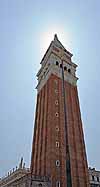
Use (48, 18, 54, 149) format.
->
(89, 168, 100, 187)
(0, 159, 50, 187)
(0, 167, 100, 187)
(31, 34, 89, 187)
(0, 172, 50, 187)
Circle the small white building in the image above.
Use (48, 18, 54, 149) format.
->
(0, 158, 50, 187)
(89, 167, 100, 187)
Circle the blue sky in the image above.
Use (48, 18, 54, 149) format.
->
(0, 0, 100, 177)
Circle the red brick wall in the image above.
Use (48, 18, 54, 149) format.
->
(31, 74, 89, 187)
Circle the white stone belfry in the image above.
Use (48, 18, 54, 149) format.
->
(36, 34, 78, 93)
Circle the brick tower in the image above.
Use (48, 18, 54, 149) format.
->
(31, 34, 89, 187)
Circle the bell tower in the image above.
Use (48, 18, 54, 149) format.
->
(31, 34, 89, 187)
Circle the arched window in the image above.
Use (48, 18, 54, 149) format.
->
(55, 89, 58, 94)
(55, 126, 59, 131)
(68, 69, 71, 73)
(56, 61, 59, 66)
(97, 176, 99, 182)
(60, 64, 62, 68)
(55, 100, 59, 105)
(54, 79, 58, 84)
(56, 181, 60, 187)
(38, 183, 42, 187)
(64, 66, 67, 71)
(92, 175, 94, 181)
(56, 160, 60, 167)
(55, 112, 59, 117)
(56, 141, 59, 148)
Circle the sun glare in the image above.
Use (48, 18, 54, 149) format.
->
(39, 26, 71, 56)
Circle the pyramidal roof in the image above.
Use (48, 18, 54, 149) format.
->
(41, 34, 73, 64)
(54, 34, 66, 50)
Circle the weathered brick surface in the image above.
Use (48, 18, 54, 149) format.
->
(31, 74, 89, 187)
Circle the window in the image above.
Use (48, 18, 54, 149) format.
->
(64, 66, 67, 71)
(54, 80, 58, 84)
(55, 100, 59, 105)
(56, 160, 60, 166)
(55, 89, 58, 94)
(68, 69, 71, 73)
(56, 61, 59, 66)
(55, 126, 59, 131)
(60, 64, 62, 68)
(56, 181, 60, 187)
(92, 175, 95, 181)
(97, 176, 99, 182)
(56, 141, 59, 147)
(38, 183, 42, 187)
(90, 185, 99, 187)
(55, 112, 59, 117)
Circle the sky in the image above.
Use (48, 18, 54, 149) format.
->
(0, 0, 100, 177)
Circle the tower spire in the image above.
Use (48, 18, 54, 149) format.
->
(54, 33, 58, 41)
